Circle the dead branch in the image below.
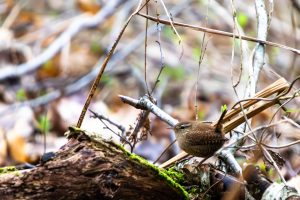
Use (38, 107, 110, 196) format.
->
(137, 13, 300, 55)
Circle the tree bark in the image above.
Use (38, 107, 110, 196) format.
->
(0, 129, 187, 200)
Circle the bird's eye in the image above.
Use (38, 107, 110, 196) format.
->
(179, 123, 191, 129)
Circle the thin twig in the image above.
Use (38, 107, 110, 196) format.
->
(130, 110, 151, 152)
(230, 0, 245, 88)
(77, 0, 149, 127)
(224, 0, 250, 176)
(201, 171, 227, 199)
(158, 0, 182, 43)
(153, 139, 177, 164)
(287, 5, 299, 80)
(137, 13, 300, 55)
(195, 37, 210, 120)
(89, 109, 132, 150)
(259, 88, 300, 143)
(150, 28, 165, 94)
(89, 109, 126, 135)
(222, 119, 289, 150)
(195, 1, 210, 120)
(144, 2, 150, 95)
(262, 140, 300, 149)
(262, 147, 287, 185)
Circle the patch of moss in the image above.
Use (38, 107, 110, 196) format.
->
(188, 187, 211, 200)
(65, 126, 84, 139)
(188, 187, 198, 194)
(116, 144, 189, 199)
(0, 166, 18, 174)
(164, 167, 184, 184)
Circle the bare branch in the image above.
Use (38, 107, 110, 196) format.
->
(137, 13, 300, 55)
(119, 95, 178, 126)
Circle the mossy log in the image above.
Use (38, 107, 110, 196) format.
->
(0, 128, 187, 200)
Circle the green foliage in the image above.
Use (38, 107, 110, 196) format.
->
(237, 12, 248, 28)
(257, 162, 266, 171)
(221, 104, 227, 113)
(37, 115, 52, 133)
(16, 88, 26, 101)
(257, 163, 274, 177)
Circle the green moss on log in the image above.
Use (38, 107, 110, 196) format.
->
(0, 166, 18, 174)
(117, 144, 189, 200)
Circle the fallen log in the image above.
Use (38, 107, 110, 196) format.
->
(0, 128, 188, 200)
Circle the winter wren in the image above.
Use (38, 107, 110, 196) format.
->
(174, 111, 228, 157)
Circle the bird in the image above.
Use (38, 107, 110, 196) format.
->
(173, 110, 228, 157)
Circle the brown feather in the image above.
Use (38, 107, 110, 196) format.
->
(174, 121, 227, 157)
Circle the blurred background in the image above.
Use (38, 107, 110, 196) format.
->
(0, 0, 299, 186)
